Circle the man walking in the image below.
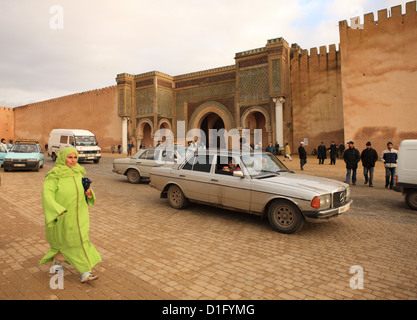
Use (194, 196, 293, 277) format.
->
(284, 143, 292, 161)
(360, 141, 378, 187)
(380, 141, 399, 189)
(343, 141, 361, 185)
(298, 142, 307, 170)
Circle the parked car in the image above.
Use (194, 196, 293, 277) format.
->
(3, 139, 45, 172)
(0, 142, 9, 167)
(150, 149, 352, 234)
(113, 147, 188, 183)
(394, 139, 417, 210)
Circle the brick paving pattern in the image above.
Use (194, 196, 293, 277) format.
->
(0, 153, 416, 300)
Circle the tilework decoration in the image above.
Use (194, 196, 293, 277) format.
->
(136, 87, 155, 115)
(239, 66, 269, 102)
(272, 59, 281, 94)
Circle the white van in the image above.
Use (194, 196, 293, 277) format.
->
(48, 129, 101, 163)
(395, 139, 417, 210)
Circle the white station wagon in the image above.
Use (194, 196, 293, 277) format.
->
(113, 147, 187, 183)
(150, 149, 352, 234)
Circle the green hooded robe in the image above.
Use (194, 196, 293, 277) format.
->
(40, 147, 101, 273)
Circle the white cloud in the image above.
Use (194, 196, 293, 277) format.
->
(0, 0, 408, 107)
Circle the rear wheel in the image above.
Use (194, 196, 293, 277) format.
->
(167, 185, 188, 209)
(405, 190, 417, 210)
(267, 200, 305, 234)
(126, 169, 141, 184)
(51, 153, 57, 161)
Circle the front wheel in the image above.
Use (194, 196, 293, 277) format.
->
(267, 200, 305, 234)
(126, 169, 141, 184)
(405, 190, 417, 210)
(167, 185, 188, 209)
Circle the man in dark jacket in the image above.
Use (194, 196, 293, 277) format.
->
(343, 141, 361, 185)
(360, 141, 379, 187)
(265, 142, 276, 155)
(317, 142, 327, 164)
(328, 141, 337, 165)
(298, 142, 307, 170)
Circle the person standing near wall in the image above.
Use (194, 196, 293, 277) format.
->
(298, 142, 307, 170)
(328, 141, 337, 165)
(360, 141, 378, 187)
(343, 141, 360, 185)
(339, 142, 345, 159)
(380, 141, 399, 189)
(317, 142, 327, 164)
(266, 142, 276, 155)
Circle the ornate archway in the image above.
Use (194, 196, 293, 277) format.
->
(136, 118, 154, 148)
(241, 106, 272, 149)
(188, 101, 235, 148)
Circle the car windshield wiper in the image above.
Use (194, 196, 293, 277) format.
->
(261, 170, 280, 175)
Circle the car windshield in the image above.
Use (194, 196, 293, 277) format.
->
(241, 152, 290, 178)
(75, 135, 97, 146)
(11, 144, 38, 153)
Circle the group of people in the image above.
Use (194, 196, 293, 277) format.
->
(295, 140, 399, 188)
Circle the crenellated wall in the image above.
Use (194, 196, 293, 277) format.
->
(290, 44, 344, 153)
(0, 107, 15, 143)
(13, 86, 120, 151)
(339, 1, 417, 153)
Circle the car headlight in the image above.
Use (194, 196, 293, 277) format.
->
(311, 194, 331, 209)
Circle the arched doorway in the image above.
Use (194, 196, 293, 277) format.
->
(136, 119, 154, 149)
(200, 113, 225, 148)
(188, 101, 235, 149)
(241, 107, 272, 150)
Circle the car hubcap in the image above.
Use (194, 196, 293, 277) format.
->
(274, 206, 294, 226)
(171, 189, 181, 204)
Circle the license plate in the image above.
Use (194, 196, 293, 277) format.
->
(87, 157, 94, 159)
(338, 203, 350, 214)
(14, 163, 25, 167)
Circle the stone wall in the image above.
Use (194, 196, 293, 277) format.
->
(339, 1, 417, 153)
(13, 86, 120, 152)
(290, 44, 344, 154)
(0, 107, 14, 143)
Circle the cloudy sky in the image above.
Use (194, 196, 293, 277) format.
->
(0, 0, 408, 107)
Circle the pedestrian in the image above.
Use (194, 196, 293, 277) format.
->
(39, 147, 101, 283)
(284, 143, 292, 161)
(339, 142, 345, 159)
(117, 144, 121, 154)
(128, 140, 134, 156)
(298, 142, 307, 170)
(265, 142, 276, 155)
(343, 141, 360, 185)
(328, 141, 337, 165)
(111, 144, 115, 154)
(44, 143, 48, 152)
(360, 141, 378, 187)
(274, 141, 280, 155)
(317, 141, 327, 164)
(380, 141, 399, 189)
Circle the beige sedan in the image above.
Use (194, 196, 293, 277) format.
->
(112, 147, 186, 183)
(150, 150, 352, 234)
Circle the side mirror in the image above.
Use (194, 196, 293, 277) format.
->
(233, 170, 244, 178)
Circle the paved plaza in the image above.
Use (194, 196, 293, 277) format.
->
(0, 153, 416, 300)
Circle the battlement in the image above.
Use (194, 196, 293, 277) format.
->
(14, 85, 117, 110)
(174, 65, 235, 80)
(339, 1, 416, 30)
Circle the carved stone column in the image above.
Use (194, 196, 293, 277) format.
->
(273, 97, 285, 149)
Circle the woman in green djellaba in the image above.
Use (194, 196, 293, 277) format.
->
(40, 147, 101, 283)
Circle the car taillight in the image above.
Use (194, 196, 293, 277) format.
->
(311, 196, 320, 209)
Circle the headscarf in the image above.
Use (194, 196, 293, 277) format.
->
(45, 147, 86, 180)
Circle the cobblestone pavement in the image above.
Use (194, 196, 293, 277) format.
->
(0, 153, 416, 300)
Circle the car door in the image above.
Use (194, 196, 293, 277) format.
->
(177, 153, 214, 203)
(136, 149, 158, 178)
(210, 155, 251, 211)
